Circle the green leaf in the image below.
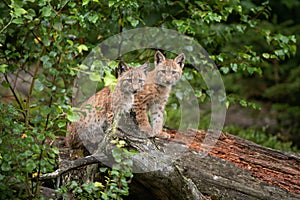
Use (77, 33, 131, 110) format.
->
(42, 36, 51, 47)
(14, 7, 27, 17)
(24, 150, 33, 157)
(127, 16, 139, 27)
(116, 140, 126, 148)
(288, 44, 296, 54)
(247, 67, 256, 75)
(89, 73, 101, 81)
(1, 81, 9, 88)
(100, 167, 107, 172)
(12, 18, 24, 24)
(58, 121, 66, 128)
(67, 112, 81, 122)
(231, 63, 238, 72)
(34, 80, 44, 92)
(220, 67, 229, 74)
(26, 160, 37, 172)
(235, 5, 242, 13)
(274, 49, 285, 56)
(239, 100, 247, 107)
(0, 174, 4, 181)
(82, 0, 90, 6)
(1, 162, 11, 172)
(0, 64, 8, 73)
(110, 169, 119, 176)
(112, 148, 122, 163)
(77, 44, 88, 54)
(108, 0, 115, 7)
(40, 6, 52, 17)
(88, 14, 99, 24)
(94, 181, 104, 188)
(32, 144, 40, 153)
(67, 39, 74, 46)
(40, 55, 50, 63)
(79, 64, 89, 70)
(104, 72, 116, 86)
(37, 133, 46, 141)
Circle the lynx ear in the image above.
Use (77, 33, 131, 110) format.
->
(140, 61, 150, 74)
(175, 53, 185, 69)
(117, 61, 130, 76)
(154, 51, 165, 66)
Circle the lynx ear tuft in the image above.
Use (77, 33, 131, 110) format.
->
(118, 61, 130, 76)
(140, 61, 150, 74)
(154, 51, 165, 66)
(175, 53, 185, 69)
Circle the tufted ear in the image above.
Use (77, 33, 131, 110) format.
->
(139, 61, 150, 74)
(117, 61, 130, 76)
(154, 51, 165, 66)
(175, 53, 185, 69)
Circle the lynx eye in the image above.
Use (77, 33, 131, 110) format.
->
(171, 71, 177, 75)
(160, 70, 166, 74)
(125, 79, 132, 83)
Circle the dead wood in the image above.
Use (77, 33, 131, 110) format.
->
(41, 127, 300, 200)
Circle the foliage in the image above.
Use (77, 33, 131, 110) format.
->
(221, 0, 300, 145)
(224, 125, 299, 152)
(0, 0, 299, 198)
(56, 139, 134, 200)
(0, 102, 58, 199)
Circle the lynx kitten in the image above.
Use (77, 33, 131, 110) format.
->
(65, 61, 150, 149)
(133, 51, 185, 139)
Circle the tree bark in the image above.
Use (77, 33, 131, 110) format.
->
(44, 128, 300, 200)
(124, 129, 300, 200)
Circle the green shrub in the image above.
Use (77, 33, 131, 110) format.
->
(224, 125, 299, 152)
(0, 102, 58, 199)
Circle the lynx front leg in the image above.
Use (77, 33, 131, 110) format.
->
(134, 104, 153, 136)
(151, 104, 170, 139)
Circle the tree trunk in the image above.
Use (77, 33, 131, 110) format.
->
(124, 129, 300, 200)
(43, 128, 300, 200)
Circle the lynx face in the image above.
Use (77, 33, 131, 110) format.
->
(154, 51, 185, 87)
(113, 61, 150, 113)
(118, 61, 149, 95)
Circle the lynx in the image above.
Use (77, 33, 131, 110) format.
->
(133, 51, 185, 139)
(65, 61, 150, 149)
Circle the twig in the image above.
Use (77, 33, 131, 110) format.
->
(39, 154, 108, 180)
(0, 16, 13, 34)
(3, 73, 26, 119)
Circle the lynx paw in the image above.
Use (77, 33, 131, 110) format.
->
(155, 131, 171, 140)
(139, 125, 154, 137)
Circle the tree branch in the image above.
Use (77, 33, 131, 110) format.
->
(39, 154, 107, 180)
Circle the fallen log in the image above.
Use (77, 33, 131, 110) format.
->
(126, 129, 300, 200)
(42, 128, 300, 200)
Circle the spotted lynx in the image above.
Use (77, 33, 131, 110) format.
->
(65, 61, 150, 149)
(133, 51, 185, 139)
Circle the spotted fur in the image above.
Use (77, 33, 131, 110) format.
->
(65, 61, 150, 149)
(133, 51, 185, 139)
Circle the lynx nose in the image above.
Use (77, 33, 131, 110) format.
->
(132, 85, 139, 93)
(165, 80, 171, 84)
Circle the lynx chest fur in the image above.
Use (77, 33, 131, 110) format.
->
(133, 51, 185, 138)
(65, 61, 150, 149)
